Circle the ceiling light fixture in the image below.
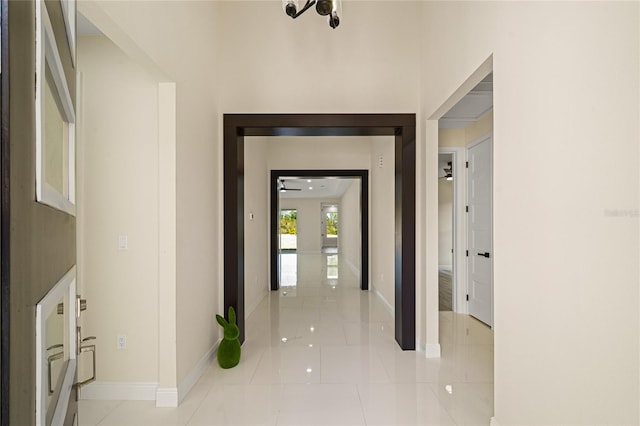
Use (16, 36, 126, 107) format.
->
(283, 0, 341, 29)
(279, 179, 302, 192)
(439, 161, 453, 181)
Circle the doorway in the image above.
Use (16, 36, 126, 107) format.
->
(433, 59, 495, 420)
(270, 170, 369, 290)
(437, 153, 454, 312)
(224, 114, 416, 350)
(270, 170, 368, 291)
(437, 71, 494, 325)
(321, 203, 339, 253)
(279, 209, 298, 251)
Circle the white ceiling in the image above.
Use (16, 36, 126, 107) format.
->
(439, 74, 493, 129)
(279, 177, 357, 199)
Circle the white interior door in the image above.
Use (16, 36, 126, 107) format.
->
(467, 135, 493, 326)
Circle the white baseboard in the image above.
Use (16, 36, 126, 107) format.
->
(80, 342, 219, 406)
(80, 381, 158, 401)
(245, 289, 268, 320)
(155, 388, 178, 407)
(343, 258, 360, 278)
(177, 340, 219, 404)
(425, 343, 441, 358)
(490, 417, 500, 426)
(373, 289, 394, 316)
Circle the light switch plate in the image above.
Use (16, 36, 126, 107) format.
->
(118, 235, 128, 250)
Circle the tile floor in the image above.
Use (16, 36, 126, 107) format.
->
(79, 253, 494, 425)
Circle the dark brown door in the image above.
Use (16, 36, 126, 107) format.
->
(3, 0, 77, 424)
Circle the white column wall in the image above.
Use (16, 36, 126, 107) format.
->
(77, 36, 160, 384)
(339, 181, 361, 276)
(422, 2, 639, 423)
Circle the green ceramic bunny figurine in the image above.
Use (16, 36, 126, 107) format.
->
(216, 306, 241, 369)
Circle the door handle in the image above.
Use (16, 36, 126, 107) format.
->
(477, 252, 490, 258)
(76, 341, 97, 388)
(47, 344, 64, 395)
(77, 296, 87, 313)
(75, 336, 97, 389)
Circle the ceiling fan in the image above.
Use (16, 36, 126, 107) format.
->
(439, 162, 453, 181)
(279, 179, 302, 192)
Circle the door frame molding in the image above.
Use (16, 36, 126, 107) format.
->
(270, 169, 368, 291)
(224, 113, 416, 350)
(1, 0, 9, 420)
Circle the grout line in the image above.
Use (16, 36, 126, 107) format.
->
(182, 372, 218, 426)
(93, 400, 125, 425)
(355, 383, 369, 426)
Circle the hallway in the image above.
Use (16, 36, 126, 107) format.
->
(79, 253, 493, 425)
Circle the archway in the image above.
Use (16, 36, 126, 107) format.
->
(223, 113, 416, 350)
(270, 169, 368, 291)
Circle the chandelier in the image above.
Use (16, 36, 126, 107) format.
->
(283, 0, 342, 29)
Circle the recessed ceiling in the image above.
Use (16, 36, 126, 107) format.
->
(439, 73, 493, 129)
(279, 177, 356, 199)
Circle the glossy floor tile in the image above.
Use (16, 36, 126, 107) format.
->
(79, 252, 494, 425)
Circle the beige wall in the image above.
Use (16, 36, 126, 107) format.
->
(79, 0, 220, 390)
(439, 128, 465, 148)
(77, 35, 159, 382)
(370, 137, 396, 307)
(423, 2, 639, 423)
(339, 181, 361, 274)
(215, 2, 421, 114)
(439, 110, 493, 148)
(465, 110, 493, 145)
(244, 139, 269, 319)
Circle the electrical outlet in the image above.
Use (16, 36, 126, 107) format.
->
(117, 334, 127, 350)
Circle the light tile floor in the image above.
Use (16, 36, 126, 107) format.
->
(79, 253, 494, 425)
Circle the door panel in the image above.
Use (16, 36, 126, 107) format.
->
(6, 1, 77, 423)
(467, 135, 493, 326)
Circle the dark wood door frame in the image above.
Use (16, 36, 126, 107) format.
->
(1, 0, 9, 421)
(224, 113, 416, 350)
(270, 169, 368, 291)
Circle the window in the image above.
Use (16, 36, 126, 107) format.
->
(36, 2, 76, 215)
(36, 266, 77, 425)
(279, 209, 297, 250)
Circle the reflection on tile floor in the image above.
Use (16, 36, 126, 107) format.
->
(79, 253, 494, 425)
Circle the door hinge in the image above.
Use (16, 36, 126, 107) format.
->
(466, 294, 469, 301)
(465, 205, 469, 213)
(466, 250, 469, 257)
(465, 161, 469, 168)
